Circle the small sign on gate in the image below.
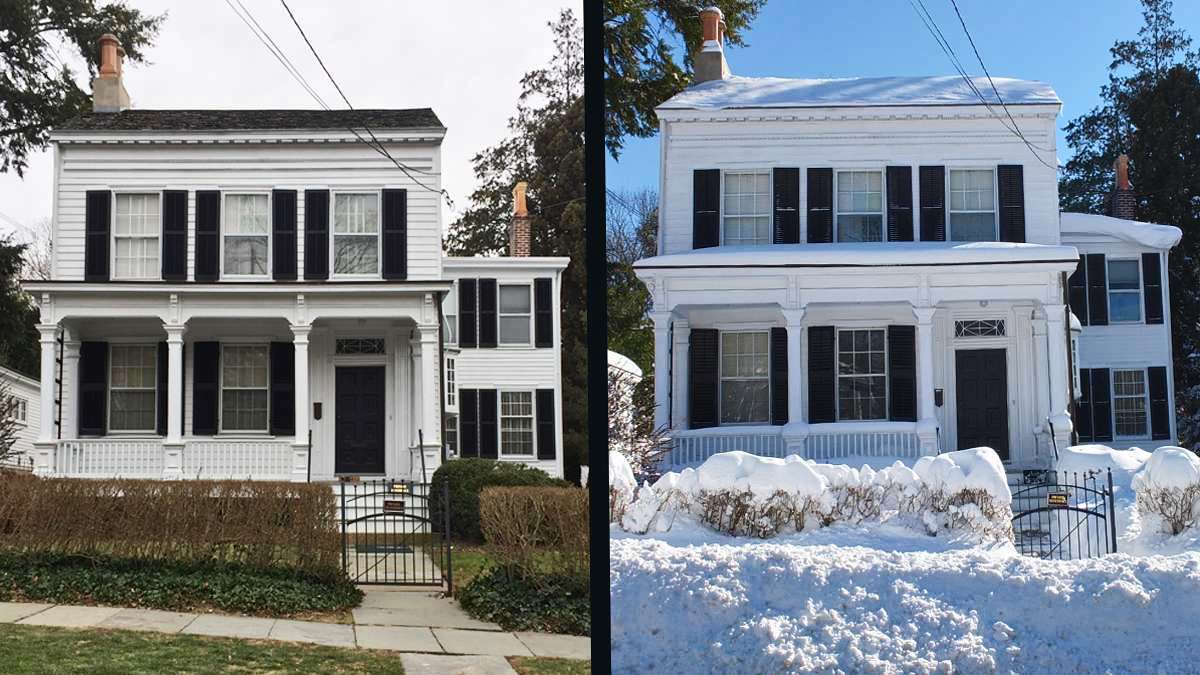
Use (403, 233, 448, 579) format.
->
(383, 499, 406, 513)
(391, 483, 409, 494)
(1047, 492, 1069, 508)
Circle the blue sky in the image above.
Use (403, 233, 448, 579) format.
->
(606, 0, 1200, 193)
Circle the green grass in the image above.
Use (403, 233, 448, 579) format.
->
(508, 656, 592, 675)
(449, 545, 492, 592)
(0, 623, 405, 674)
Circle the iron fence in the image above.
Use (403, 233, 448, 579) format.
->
(1010, 468, 1116, 560)
(339, 479, 452, 591)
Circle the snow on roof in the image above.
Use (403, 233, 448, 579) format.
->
(658, 75, 1060, 111)
(1060, 212, 1181, 250)
(634, 242, 1079, 270)
(608, 350, 643, 379)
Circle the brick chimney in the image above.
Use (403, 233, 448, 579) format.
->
(509, 181, 531, 257)
(1108, 154, 1137, 220)
(694, 7, 730, 84)
(92, 33, 130, 112)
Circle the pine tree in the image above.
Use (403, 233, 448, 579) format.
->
(0, 237, 40, 377)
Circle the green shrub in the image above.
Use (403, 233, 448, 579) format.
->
(457, 565, 589, 636)
(430, 459, 569, 542)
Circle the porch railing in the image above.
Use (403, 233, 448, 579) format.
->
(48, 439, 299, 481)
(182, 439, 294, 481)
(53, 439, 165, 479)
(805, 424, 922, 461)
(668, 430, 787, 468)
(665, 424, 925, 469)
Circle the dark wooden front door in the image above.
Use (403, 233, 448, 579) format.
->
(335, 366, 385, 474)
(955, 348, 1010, 460)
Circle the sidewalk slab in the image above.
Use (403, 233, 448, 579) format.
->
(355, 625, 443, 652)
(433, 628, 534, 657)
(270, 619, 356, 648)
(352, 605, 499, 631)
(99, 609, 196, 634)
(0, 603, 53, 623)
(17, 605, 121, 628)
(399, 653, 517, 675)
(182, 614, 275, 640)
(515, 632, 591, 660)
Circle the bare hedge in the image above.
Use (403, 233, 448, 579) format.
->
(0, 476, 342, 580)
(478, 486, 589, 579)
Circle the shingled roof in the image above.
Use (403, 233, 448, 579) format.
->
(57, 108, 443, 132)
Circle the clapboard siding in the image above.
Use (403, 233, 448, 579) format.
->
(54, 142, 442, 281)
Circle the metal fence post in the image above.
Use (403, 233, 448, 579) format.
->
(443, 479, 453, 596)
(1107, 468, 1118, 554)
(340, 480, 348, 576)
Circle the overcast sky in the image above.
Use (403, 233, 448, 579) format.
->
(0, 0, 568, 241)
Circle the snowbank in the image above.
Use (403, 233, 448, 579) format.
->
(609, 451, 637, 521)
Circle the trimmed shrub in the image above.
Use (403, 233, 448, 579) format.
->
(478, 486, 588, 578)
(430, 459, 569, 542)
(457, 565, 589, 636)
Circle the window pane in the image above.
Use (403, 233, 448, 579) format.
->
(722, 171, 771, 246)
(500, 392, 534, 455)
(500, 286, 531, 313)
(224, 236, 269, 275)
(1108, 260, 1140, 290)
(222, 390, 268, 431)
(115, 194, 161, 235)
(1114, 370, 1147, 437)
(224, 195, 269, 235)
(111, 391, 156, 431)
(837, 214, 883, 242)
(1109, 291, 1141, 322)
(500, 316, 530, 344)
(720, 380, 769, 424)
(109, 345, 157, 431)
(837, 329, 887, 421)
(333, 236, 379, 274)
(334, 194, 379, 234)
(719, 331, 770, 424)
(949, 212, 996, 241)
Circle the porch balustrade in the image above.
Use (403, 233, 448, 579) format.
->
(666, 423, 925, 470)
(46, 438, 302, 481)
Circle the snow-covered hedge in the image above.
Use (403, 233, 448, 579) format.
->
(609, 451, 637, 523)
(1132, 446, 1200, 536)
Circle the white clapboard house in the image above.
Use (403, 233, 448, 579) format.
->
(23, 35, 567, 482)
(1, 366, 40, 470)
(635, 9, 1180, 471)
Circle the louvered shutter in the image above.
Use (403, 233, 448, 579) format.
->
(693, 169, 720, 249)
(192, 341, 220, 435)
(460, 389, 479, 457)
(272, 189, 298, 281)
(161, 190, 188, 281)
(156, 341, 168, 435)
(1076, 369, 1094, 443)
(688, 329, 718, 429)
(270, 342, 295, 436)
(997, 164, 1026, 243)
(1090, 368, 1113, 442)
(303, 190, 329, 280)
(1086, 254, 1109, 326)
(84, 191, 111, 282)
(887, 325, 917, 422)
(806, 168, 833, 243)
(770, 327, 788, 425)
(1068, 258, 1089, 325)
(807, 326, 836, 423)
(536, 389, 556, 459)
(78, 341, 108, 436)
(195, 191, 221, 281)
(1148, 366, 1171, 440)
(382, 188, 408, 279)
(773, 168, 800, 244)
(458, 279, 478, 348)
(1142, 253, 1164, 325)
(534, 277, 553, 348)
(918, 166, 945, 241)
(479, 389, 498, 459)
(886, 166, 914, 242)
(478, 279, 498, 348)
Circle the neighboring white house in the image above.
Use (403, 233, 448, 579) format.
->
(1, 366, 40, 468)
(634, 9, 1180, 471)
(22, 35, 568, 482)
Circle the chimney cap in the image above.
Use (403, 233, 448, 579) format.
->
(1114, 153, 1132, 190)
(699, 6, 725, 19)
(513, 181, 529, 217)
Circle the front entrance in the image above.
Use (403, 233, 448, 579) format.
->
(955, 348, 1010, 459)
(335, 366, 385, 474)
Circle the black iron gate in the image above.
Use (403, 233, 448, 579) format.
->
(1011, 469, 1117, 560)
(339, 479, 452, 591)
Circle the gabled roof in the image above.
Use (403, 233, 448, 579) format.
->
(57, 108, 443, 132)
(659, 75, 1060, 111)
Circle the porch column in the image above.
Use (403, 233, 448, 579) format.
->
(1044, 303, 1074, 449)
(1031, 312, 1051, 457)
(781, 309, 808, 454)
(913, 307, 939, 454)
(162, 324, 186, 479)
(291, 324, 311, 482)
(61, 338, 80, 442)
(33, 323, 58, 475)
(670, 319, 689, 430)
(417, 323, 441, 477)
(651, 312, 672, 433)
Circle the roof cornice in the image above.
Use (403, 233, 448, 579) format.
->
(50, 128, 446, 145)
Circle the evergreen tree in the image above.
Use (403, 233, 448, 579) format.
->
(0, 237, 40, 377)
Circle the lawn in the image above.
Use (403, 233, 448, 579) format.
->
(509, 656, 592, 674)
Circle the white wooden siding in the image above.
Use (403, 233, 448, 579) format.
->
(2, 370, 41, 464)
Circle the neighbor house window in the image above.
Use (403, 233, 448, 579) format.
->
(1113, 369, 1149, 438)
(445, 413, 459, 456)
(838, 329, 887, 421)
(1107, 259, 1142, 322)
(500, 391, 534, 455)
(223, 194, 270, 276)
(722, 170, 771, 246)
(113, 193, 161, 279)
(445, 358, 457, 407)
(333, 193, 380, 275)
(109, 344, 157, 432)
(221, 345, 269, 432)
(948, 169, 997, 241)
(443, 291, 457, 345)
(499, 285, 531, 345)
(719, 331, 770, 424)
(836, 171, 883, 242)
(6, 397, 27, 424)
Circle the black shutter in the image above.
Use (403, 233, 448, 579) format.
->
(304, 189, 329, 280)
(808, 326, 836, 423)
(478, 278, 498, 348)
(382, 188, 408, 279)
(1086, 253, 1109, 326)
(1090, 367, 1113, 442)
(1068, 257, 1089, 326)
(162, 190, 188, 281)
(887, 325, 917, 422)
(770, 327, 788, 425)
(156, 341, 167, 436)
(806, 168, 833, 243)
(195, 190, 221, 282)
(269, 342, 295, 436)
(997, 164, 1026, 243)
(534, 277, 553, 348)
(84, 190, 111, 282)
(458, 279, 478, 348)
(479, 389, 498, 459)
(773, 168, 800, 244)
(885, 166, 914, 242)
(536, 388, 556, 459)
(1076, 369, 1094, 443)
(688, 329, 718, 429)
(192, 341, 220, 436)
(272, 189, 298, 281)
(918, 166, 945, 241)
(460, 389, 479, 457)
(1149, 366, 1171, 440)
(1142, 252, 1164, 325)
(692, 169, 720, 249)
(78, 341, 107, 436)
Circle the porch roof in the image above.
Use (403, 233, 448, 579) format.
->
(634, 241, 1079, 270)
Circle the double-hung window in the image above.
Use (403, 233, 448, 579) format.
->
(719, 331, 770, 424)
(223, 194, 270, 277)
(836, 171, 883, 242)
(445, 357, 457, 407)
(948, 169, 997, 241)
(6, 397, 27, 424)
(443, 291, 457, 345)
(445, 413, 459, 456)
(722, 170, 771, 246)
(221, 345, 269, 432)
(109, 344, 157, 432)
(1113, 369, 1149, 438)
(837, 329, 887, 421)
(113, 193, 161, 279)
(500, 391, 534, 456)
(499, 285, 532, 345)
(333, 193, 380, 276)
(1107, 259, 1142, 322)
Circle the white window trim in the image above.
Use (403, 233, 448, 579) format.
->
(218, 343, 272, 435)
(7, 397, 27, 425)
(498, 388, 537, 458)
(445, 357, 457, 410)
(718, 329, 772, 426)
(1106, 257, 1144, 324)
(220, 191, 273, 281)
(834, 169, 885, 243)
(498, 283, 534, 347)
(445, 412, 460, 457)
(329, 189, 383, 280)
(110, 190, 164, 281)
(719, 169, 773, 247)
(107, 343, 158, 435)
(1111, 367, 1151, 441)
(836, 327, 890, 423)
(946, 167, 999, 242)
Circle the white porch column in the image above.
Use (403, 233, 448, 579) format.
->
(913, 307, 939, 454)
(162, 324, 186, 479)
(670, 318, 690, 430)
(290, 324, 311, 482)
(651, 312, 672, 433)
(33, 324, 59, 475)
(1031, 312, 1051, 457)
(781, 309, 808, 454)
(417, 323, 441, 476)
(61, 338, 80, 442)
(1044, 303, 1074, 449)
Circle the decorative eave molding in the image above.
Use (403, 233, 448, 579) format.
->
(442, 256, 571, 272)
(50, 127, 447, 146)
(657, 105, 1059, 125)
(668, 129, 1056, 146)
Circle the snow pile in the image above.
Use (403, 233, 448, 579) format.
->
(1133, 447, 1200, 541)
(1060, 212, 1182, 249)
(609, 451, 637, 522)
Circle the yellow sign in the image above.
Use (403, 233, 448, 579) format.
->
(391, 483, 409, 494)
(1047, 492, 1069, 508)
